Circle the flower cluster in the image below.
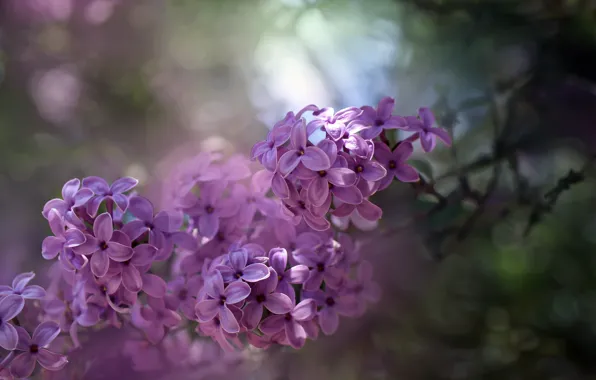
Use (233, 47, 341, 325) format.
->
(0, 97, 450, 377)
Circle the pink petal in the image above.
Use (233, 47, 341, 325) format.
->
(290, 120, 307, 149)
(286, 265, 310, 284)
(357, 199, 383, 221)
(271, 172, 290, 199)
(269, 249, 287, 274)
(285, 320, 307, 349)
(420, 132, 436, 152)
(360, 161, 387, 182)
(106, 242, 133, 262)
(242, 302, 263, 330)
(229, 249, 248, 272)
(395, 164, 420, 182)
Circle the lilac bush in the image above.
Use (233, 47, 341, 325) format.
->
(0, 98, 450, 378)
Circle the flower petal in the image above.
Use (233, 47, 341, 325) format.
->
(357, 199, 383, 221)
(360, 161, 387, 182)
(90, 251, 110, 278)
(290, 120, 307, 149)
(420, 132, 436, 152)
(9, 352, 36, 378)
(332, 186, 363, 205)
(264, 293, 293, 314)
(259, 315, 285, 335)
(418, 107, 435, 127)
(241, 263, 270, 282)
(219, 306, 240, 334)
(0, 323, 18, 350)
(269, 248, 287, 274)
(291, 299, 316, 321)
(224, 281, 251, 304)
(431, 127, 452, 145)
(82, 176, 109, 194)
(128, 196, 154, 222)
(32, 321, 60, 347)
(205, 272, 225, 299)
(72, 188, 94, 207)
(395, 164, 420, 182)
(93, 213, 113, 242)
(242, 302, 263, 330)
(20, 286, 46, 300)
(377, 97, 395, 120)
(199, 213, 219, 240)
(229, 249, 248, 272)
(302, 147, 331, 171)
(122, 266, 143, 293)
(41, 237, 63, 260)
(286, 265, 310, 284)
(307, 177, 329, 207)
(195, 300, 220, 322)
(0, 295, 25, 321)
(327, 168, 357, 187)
(278, 150, 301, 176)
(319, 307, 339, 335)
(37, 348, 68, 371)
(141, 274, 167, 298)
(110, 177, 139, 193)
(285, 320, 307, 349)
(271, 173, 290, 199)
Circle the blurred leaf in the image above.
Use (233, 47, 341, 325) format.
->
(409, 159, 434, 181)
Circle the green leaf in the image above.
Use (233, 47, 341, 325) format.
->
(408, 159, 434, 181)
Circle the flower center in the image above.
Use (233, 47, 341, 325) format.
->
(374, 119, 384, 127)
(219, 296, 227, 306)
(298, 201, 306, 210)
(99, 241, 109, 250)
(178, 289, 188, 300)
(328, 183, 334, 190)
(216, 232, 226, 242)
(325, 297, 335, 307)
(29, 344, 39, 354)
(284, 313, 292, 321)
(205, 205, 215, 214)
(234, 271, 243, 279)
(388, 160, 396, 169)
(317, 263, 325, 272)
(355, 165, 364, 173)
(318, 170, 327, 177)
(297, 149, 305, 156)
(144, 221, 154, 229)
(100, 285, 108, 294)
(256, 294, 266, 303)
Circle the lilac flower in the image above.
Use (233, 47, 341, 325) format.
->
(294, 249, 344, 291)
(347, 154, 387, 183)
(68, 300, 102, 348)
(282, 185, 330, 231)
(187, 181, 239, 239)
(259, 298, 316, 349)
(0, 272, 46, 300)
(41, 209, 86, 260)
(73, 213, 133, 277)
(115, 244, 157, 293)
(306, 106, 363, 140)
(251, 125, 291, 171)
(231, 171, 284, 226)
(374, 141, 420, 189)
(242, 270, 293, 330)
(42, 178, 94, 218)
(278, 120, 331, 176)
(0, 295, 25, 350)
(215, 248, 270, 283)
(268, 248, 309, 303)
(195, 272, 250, 334)
(357, 97, 407, 139)
(349, 260, 382, 316)
(82, 176, 138, 216)
(133, 296, 181, 344)
(405, 107, 452, 152)
(165, 275, 202, 320)
(304, 289, 358, 335)
(332, 198, 383, 224)
(9, 322, 67, 378)
(196, 311, 243, 352)
(295, 140, 357, 207)
(174, 152, 221, 198)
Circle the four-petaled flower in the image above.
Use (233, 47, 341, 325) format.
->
(82, 176, 138, 216)
(0, 295, 25, 350)
(357, 97, 407, 139)
(42, 178, 93, 218)
(10, 322, 67, 378)
(278, 120, 331, 176)
(374, 141, 420, 190)
(215, 248, 270, 283)
(259, 299, 316, 349)
(268, 248, 309, 303)
(0, 272, 46, 301)
(41, 209, 86, 260)
(404, 107, 452, 152)
(242, 269, 293, 330)
(306, 106, 363, 141)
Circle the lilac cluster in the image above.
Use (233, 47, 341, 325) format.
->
(251, 98, 451, 230)
(0, 97, 449, 377)
(0, 273, 66, 379)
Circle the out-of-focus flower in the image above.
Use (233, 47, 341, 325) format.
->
(10, 322, 67, 378)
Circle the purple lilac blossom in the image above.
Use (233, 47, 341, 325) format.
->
(0, 272, 46, 300)
(10, 322, 67, 378)
(405, 107, 452, 152)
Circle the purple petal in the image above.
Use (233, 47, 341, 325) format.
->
(216, 265, 237, 283)
(195, 299, 220, 322)
(291, 299, 316, 321)
(359, 126, 383, 140)
(332, 186, 363, 205)
(63, 229, 86, 248)
(110, 177, 139, 194)
(219, 306, 240, 334)
(223, 282, 251, 304)
(128, 196, 154, 222)
(325, 121, 345, 141)
(393, 141, 414, 162)
(82, 176, 110, 194)
(251, 140, 269, 159)
(205, 272, 225, 299)
(290, 120, 307, 149)
(357, 199, 383, 221)
(306, 119, 324, 136)
(62, 179, 81, 202)
(261, 148, 278, 172)
(9, 352, 35, 378)
(307, 177, 329, 207)
(334, 106, 362, 122)
(0, 323, 18, 350)
(418, 107, 435, 127)
(42, 237, 62, 261)
(395, 164, 420, 182)
(122, 266, 143, 293)
(37, 348, 68, 371)
(383, 116, 407, 129)
(42, 199, 68, 218)
(327, 168, 357, 187)
(121, 220, 147, 241)
(431, 127, 452, 145)
(93, 213, 113, 242)
(301, 147, 331, 171)
(229, 249, 248, 272)
(269, 248, 287, 274)
(141, 274, 167, 298)
(72, 188, 94, 207)
(32, 321, 60, 347)
(72, 236, 99, 255)
(0, 295, 25, 321)
(112, 193, 130, 212)
(264, 293, 293, 314)
(319, 307, 339, 335)
(11, 272, 35, 293)
(106, 242, 133, 262)
(278, 150, 302, 176)
(47, 209, 66, 237)
(242, 302, 263, 330)
(90, 251, 110, 277)
(87, 195, 105, 217)
(15, 326, 31, 350)
(131, 244, 156, 266)
(360, 161, 387, 182)
(285, 320, 307, 349)
(420, 132, 436, 152)
(20, 286, 46, 300)
(286, 265, 310, 284)
(241, 263, 270, 282)
(259, 315, 285, 335)
(271, 172, 290, 199)
(199, 213, 219, 240)
(377, 96, 395, 120)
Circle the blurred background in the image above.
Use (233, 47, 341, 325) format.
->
(1, 0, 596, 379)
